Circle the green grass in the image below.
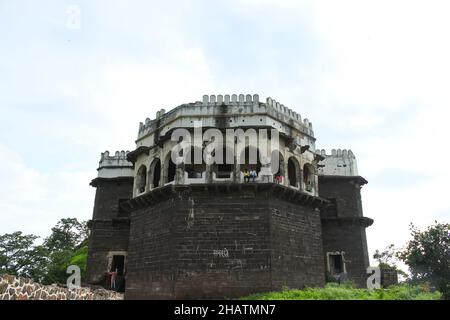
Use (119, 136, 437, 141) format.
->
(241, 283, 441, 300)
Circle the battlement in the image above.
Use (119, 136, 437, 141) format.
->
(97, 151, 134, 179)
(316, 148, 358, 176)
(315, 149, 355, 159)
(265, 97, 310, 129)
(202, 93, 260, 104)
(136, 94, 314, 140)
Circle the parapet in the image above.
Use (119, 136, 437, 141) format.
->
(136, 94, 314, 140)
(97, 150, 134, 179)
(202, 93, 260, 105)
(316, 149, 358, 176)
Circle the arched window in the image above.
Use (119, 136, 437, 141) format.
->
(212, 146, 234, 178)
(149, 158, 161, 188)
(303, 163, 315, 192)
(136, 165, 147, 193)
(239, 146, 261, 173)
(272, 151, 285, 183)
(164, 153, 176, 184)
(287, 157, 300, 187)
(184, 146, 206, 178)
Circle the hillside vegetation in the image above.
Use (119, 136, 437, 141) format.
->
(241, 283, 441, 300)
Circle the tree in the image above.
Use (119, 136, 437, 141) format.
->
(397, 221, 450, 299)
(0, 231, 39, 278)
(0, 218, 90, 285)
(374, 244, 398, 269)
(39, 218, 89, 284)
(44, 218, 88, 253)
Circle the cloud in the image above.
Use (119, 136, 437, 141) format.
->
(0, 143, 95, 238)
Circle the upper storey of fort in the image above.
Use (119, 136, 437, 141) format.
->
(92, 94, 363, 199)
(135, 94, 316, 151)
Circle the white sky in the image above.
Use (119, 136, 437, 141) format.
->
(0, 0, 449, 265)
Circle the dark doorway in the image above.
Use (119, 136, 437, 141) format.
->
(329, 254, 344, 274)
(303, 164, 313, 191)
(288, 158, 298, 187)
(110, 255, 126, 292)
(212, 147, 234, 178)
(185, 147, 206, 178)
(152, 159, 161, 187)
(167, 158, 176, 183)
(111, 255, 125, 276)
(137, 165, 147, 193)
(240, 146, 261, 173)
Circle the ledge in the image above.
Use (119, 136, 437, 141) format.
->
(121, 183, 330, 212)
(318, 175, 368, 186)
(126, 146, 151, 164)
(87, 218, 130, 228)
(321, 216, 374, 228)
(90, 176, 134, 188)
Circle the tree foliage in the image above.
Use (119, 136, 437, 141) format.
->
(0, 232, 39, 277)
(397, 221, 450, 299)
(374, 244, 398, 269)
(0, 218, 89, 285)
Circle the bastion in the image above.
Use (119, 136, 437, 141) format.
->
(86, 94, 373, 299)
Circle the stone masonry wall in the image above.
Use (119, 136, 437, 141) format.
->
(270, 198, 325, 289)
(0, 275, 123, 300)
(86, 177, 133, 285)
(318, 176, 372, 287)
(124, 184, 326, 299)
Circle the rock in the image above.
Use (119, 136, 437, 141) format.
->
(0, 282, 8, 294)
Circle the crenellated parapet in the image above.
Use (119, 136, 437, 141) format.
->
(97, 150, 134, 179)
(202, 93, 260, 105)
(136, 94, 314, 141)
(315, 148, 358, 176)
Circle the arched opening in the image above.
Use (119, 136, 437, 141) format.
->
(164, 153, 177, 184)
(287, 157, 300, 187)
(272, 151, 285, 184)
(239, 146, 261, 182)
(149, 158, 161, 188)
(303, 163, 315, 192)
(184, 146, 206, 178)
(212, 146, 234, 179)
(136, 165, 147, 193)
(239, 146, 261, 173)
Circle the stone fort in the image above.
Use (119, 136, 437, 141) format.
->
(86, 94, 373, 299)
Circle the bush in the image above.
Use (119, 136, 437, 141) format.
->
(241, 283, 441, 300)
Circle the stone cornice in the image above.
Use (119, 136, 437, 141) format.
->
(87, 218, 130, 228)
(318, 175, 368, 186)
(90, 176, 134, 188)
(321, 216, 374, 228)
(121, 183, 329, 213)
(126, 146, 151, 164)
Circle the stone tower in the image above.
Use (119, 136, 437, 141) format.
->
(85, 151, 134, 291)
(316, 149, 373, 286)
(86, 94, 373, 299)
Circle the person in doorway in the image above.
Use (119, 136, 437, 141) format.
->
(108, 268, 118, 291)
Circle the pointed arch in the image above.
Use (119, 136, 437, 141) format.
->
(210, 145, 234, 179)
(164, 152, 177, 184)
(239, 146, 261, 173)
(136, 165, 147, 193)
(184, 146, 206, 178)
(272, 150, 285, 184)
(287, 156, 300, 188)
(303, 163, 315, 192)
(149, 158, 161, 188)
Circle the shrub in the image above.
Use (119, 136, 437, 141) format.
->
(241, 283, 441, 300)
